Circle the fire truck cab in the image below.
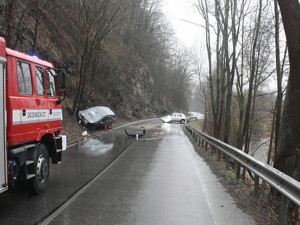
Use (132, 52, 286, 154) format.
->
(0, 37, 66, 194)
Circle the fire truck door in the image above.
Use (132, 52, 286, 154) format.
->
(35, 66, 48, 123)
(0, 61, 7, 192)
(46, 69, 62, 123)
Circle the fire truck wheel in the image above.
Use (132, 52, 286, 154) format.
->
(32, 144, 50, 194)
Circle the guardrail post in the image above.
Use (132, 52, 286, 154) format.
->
(185, 126, 192, 134)
(198, 137, 201, 146)
(226, 155, 229, 170)
(236, 163, 241, 180)
(205, 142, 208, 151)
(280, 195, 288, 225)
(254, 174, 259, 197)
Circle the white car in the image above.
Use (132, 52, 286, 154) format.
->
(161, 113, 186, 123)
(161, 115, 172, 123)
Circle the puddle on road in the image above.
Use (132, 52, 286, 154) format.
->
(77, 136, 115, 156)
(161, 123, 184, 136)
(76, 121, 185, 154)
(129, 123, 185, 141)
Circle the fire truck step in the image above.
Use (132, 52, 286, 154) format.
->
(26, 160, 34, 165)
(24, 144, 36, 149)
(27, 174, 35, 179)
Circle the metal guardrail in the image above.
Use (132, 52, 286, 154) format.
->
(185, 124, 300, 225)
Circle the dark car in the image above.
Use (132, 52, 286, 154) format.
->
(78, 106, 115, 130)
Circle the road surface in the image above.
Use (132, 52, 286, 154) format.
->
(0, 119, 256, 224)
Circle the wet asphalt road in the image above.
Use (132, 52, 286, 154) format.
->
(0, 119, 256, 225)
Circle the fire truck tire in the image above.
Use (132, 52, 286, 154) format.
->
(32, 144, 50, 194)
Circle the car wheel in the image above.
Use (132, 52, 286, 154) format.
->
(180, 119, 185, 124)
(32, 143, 49, 194)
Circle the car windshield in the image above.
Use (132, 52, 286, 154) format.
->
(87, 108, 103, 121)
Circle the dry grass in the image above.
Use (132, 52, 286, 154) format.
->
(188, 119, 204, 131)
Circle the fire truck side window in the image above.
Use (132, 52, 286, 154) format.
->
(46, 70, 56, 97)
(17, 61, 32, 95)
(35, 66, 45, 96)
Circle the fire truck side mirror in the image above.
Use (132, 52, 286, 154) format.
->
(55, 70, 66, 105)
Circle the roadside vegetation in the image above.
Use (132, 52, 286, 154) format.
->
(193, 1, 300, 223)
(188, 120, 204, 131)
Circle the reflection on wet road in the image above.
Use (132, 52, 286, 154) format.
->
(0, 119, 158, 225)
(78, 136, 115, 155)
(0, 119, 256, 225)
(49, 121, 255, 225)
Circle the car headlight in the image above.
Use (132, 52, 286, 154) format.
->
(79, 116, 88, 124)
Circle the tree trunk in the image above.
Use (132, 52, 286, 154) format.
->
(242, 0, 262, 150)
(223, 0, 237, 144)
(235, 4, 246, 149)
(197, 0, 216, 137)
(275, 0, 300, 175)
(275, 1, 300, 223)
(6, 0, 16, 48)
(274, 1, 284, 155)
(267, 111, 276, 165)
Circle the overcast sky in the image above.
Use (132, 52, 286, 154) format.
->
(161, 0, 205, 48)
(161, 0, 288, 92)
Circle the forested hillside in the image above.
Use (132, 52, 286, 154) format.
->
(0, 0, 192, 120)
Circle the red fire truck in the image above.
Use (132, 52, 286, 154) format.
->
(0, 37, 66, 194)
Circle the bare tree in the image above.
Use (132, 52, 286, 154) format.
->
(241, 0, 263, 155)
(71, 0, 129, 115)
(267, 1, 288, 166)
(5, 0, 20, 48)
(196, 0, 219, 137)
(30, 0, 51, 53)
